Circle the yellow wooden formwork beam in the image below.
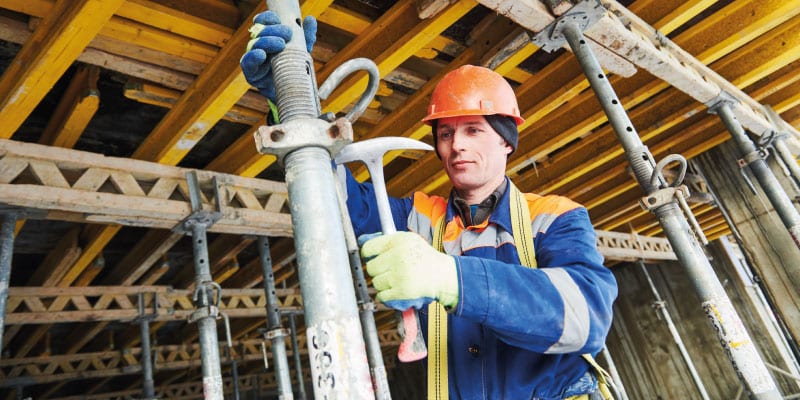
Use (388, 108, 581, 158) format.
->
(120, 0, 234, 47)
(38, 65, 100, 149)
(131, 5, 261, 165)
(651, 0, 718, 34)
(322, 0, 478, 114)
(0, 0, 125, 138)
(301, 0, 337, 19)
(205, 121, 278, 178)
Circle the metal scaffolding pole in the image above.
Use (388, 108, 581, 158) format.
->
(289, 314, 307, 400)
(137, 294, 156, 399)
(0, 212, 16, 359)
(709, 98, 800, 251)
(639, 262, 711, 400)
(253, 1, 378, 398)
(180, 171, 224, 400)
(336, 168, 391, 399)
(530, 3, 782, 398)
(258, 236, 293, 399)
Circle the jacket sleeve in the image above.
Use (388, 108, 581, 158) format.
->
(343, 166, 414, 237)
(453, 207, 617, 355)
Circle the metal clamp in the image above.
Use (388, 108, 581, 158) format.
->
(189, 281, 222, 323)
(173, 171, 223, 234)
(640, 185, 690, 210)
(188, 305, 220, 324)
(737, 148, 769, 168)
(132, 292, 160, 324)
(359, 302, 377, 312)
(265, 327, 291, 340)
(529, 0, 605, 52)
(254, 116, 354, 164)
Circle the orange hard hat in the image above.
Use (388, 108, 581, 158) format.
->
(422, 65, 524, 126)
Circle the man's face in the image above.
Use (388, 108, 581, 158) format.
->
(435, 115, 512, 200)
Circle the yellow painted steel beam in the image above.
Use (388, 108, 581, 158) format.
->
(38, 65, 100, 149)
(0, 0, 125, 138)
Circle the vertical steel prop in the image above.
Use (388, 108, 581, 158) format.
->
(335, 166, 391, 399)
(0, 212, 17, 359)
(708, 96, 800, 250)
(258, 236, 293, 399)
(253, 1, 380, 397)
(639, 261, 710, 400)
(179, 171, 224, 400)
(288, 314, 307, 400)
(530, 2, 782, 398)
(137, 293, 157, 399)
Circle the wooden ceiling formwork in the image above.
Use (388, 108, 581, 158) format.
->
(0, 0, 799, 398)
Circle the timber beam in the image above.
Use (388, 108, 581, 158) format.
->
(0, 139, 292, 237)
(476, 0, 800, 141)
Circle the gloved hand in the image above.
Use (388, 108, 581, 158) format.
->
(360, 231, 459, 310)
(240, 10, 317, 101)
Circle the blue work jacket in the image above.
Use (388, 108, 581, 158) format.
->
(346, 176, 618, 399)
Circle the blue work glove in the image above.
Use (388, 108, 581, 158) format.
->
(360, 231, 459, 310)
(240, 10, 317, 101)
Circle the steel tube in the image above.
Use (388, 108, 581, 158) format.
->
(599, 347, 629, 400)
(714, 103, 800, 250)
(774, 139, 800, 189)
(561, 19, 782, 399)
(283, 147, 373, 398)
(0, 213, 15, 359)
(289, 314, 307, 400)
(138, 296, 155, 399)
(336, 173, 391, 399)
(258, 236, 294, 399)
(640, 262, 710, 400)
(190, 222, 223, 400)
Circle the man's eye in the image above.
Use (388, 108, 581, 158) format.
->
(439, 131, 453, 140)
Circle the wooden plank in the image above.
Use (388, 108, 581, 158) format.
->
(27, 226, 82, 286)
(0, 0, 125, 138)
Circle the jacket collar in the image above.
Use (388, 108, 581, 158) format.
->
(446, 176, 514, 233)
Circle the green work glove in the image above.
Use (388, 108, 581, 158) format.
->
(361, 231, 459, 310)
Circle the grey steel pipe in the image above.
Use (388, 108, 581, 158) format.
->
(639, 262, 710, 400)
(335, 170, 391, 399)
(262, 1, 373, 398)
(773, 139, 800, 189)
(258, 236, 293, 399)
(289, 314, 307, 400)
(711, 101, 800, 250)
(0, 213, 16, 359)
(138, 295, 156, 399)
(559, 17, 782, 399)
(190, 221, 224, 400)
(599, 346, 629, 400)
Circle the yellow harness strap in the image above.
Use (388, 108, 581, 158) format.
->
(428, 182, 612, 399)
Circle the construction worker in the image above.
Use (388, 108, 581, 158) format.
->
(242, 11, 618, 400)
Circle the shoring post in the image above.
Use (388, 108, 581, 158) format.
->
(136, 293, 157, 399)
(639, 261, 711, 400)
(258, 236, 294, 399)
(252, 1, 376, 398)
(708, 95, 800, 251)
(288, 314, 307, 400)
(529, 1, 783, 397)
(0, 211, 16, 359)
(178, 171, 224, 400)
(599, 346, 629, 400)
(335, 167, 391, 399)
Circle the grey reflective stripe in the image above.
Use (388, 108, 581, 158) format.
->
(541, 268, 590, 353)
(530, 212, 558, 235)
(407, 210, 435, 242)
(442, 225, 515, 255)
